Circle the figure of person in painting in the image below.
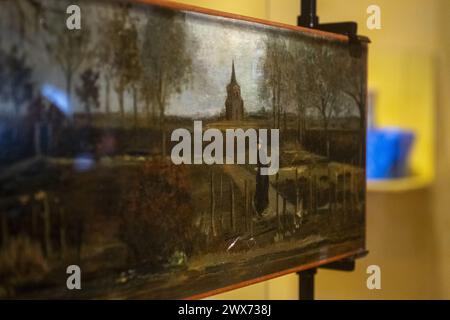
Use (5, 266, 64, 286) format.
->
(254, 141, 269, 217)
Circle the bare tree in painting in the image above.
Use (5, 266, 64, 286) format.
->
(1, 46, 33, 116)
(127, 20, 142, 129)
(141, 7, 192, 153)
(138, 16, 155, 126)
(290, 42, 312, 145)
(1, 0, 44, 42)
(44, 5, 92, 109)
(338, 54, 367, 166)
(109, 4, 142, 127)
(97, 7, 116, 115)
(259, 35, 293, 129)
(309, 47, 341, 159)
(76, 68, 100, 126)
(139, 74, 155, 125)
(105, 4, 128, 121)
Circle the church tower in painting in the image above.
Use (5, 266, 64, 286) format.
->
(225, 61, 244, 121)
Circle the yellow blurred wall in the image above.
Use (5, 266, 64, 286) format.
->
(171, 0, 450, 299)
(434, 0, 450, 300)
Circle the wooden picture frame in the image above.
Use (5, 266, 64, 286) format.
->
(0, 0, 368, 299)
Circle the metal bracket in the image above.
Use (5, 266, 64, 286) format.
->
(297, 251, 368, 300)
(297, 0, 358, 38)
(297, 259, 355, 300)
(297, 0, 367, 59)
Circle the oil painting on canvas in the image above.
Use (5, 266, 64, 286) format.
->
(0, 0, 367, 298)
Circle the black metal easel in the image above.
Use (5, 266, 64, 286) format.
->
(297, 0, 358, 38)
(296, 0, 364, 300)
(297, 257, 361, 300)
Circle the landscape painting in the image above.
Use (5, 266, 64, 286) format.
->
(0, 0, 367, 299)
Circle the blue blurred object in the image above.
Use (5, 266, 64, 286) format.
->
(367, 128, 415, 179)
(74, 153, 95, 172)
(41, 84, 72, 116)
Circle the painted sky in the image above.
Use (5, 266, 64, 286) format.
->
(0, 0, 358, 118)
(166, 12, 267, 117)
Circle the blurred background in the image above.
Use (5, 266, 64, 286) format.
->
(173, 0, 450, 299)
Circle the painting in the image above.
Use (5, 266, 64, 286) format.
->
(0, 0, 368, 299)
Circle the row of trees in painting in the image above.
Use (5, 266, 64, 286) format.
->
(0, 0, 365, 165)
(0, 0, 192, 130)
(260, 33, 366, 164)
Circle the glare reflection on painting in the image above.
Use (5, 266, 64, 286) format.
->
(0, 0, 367, 298)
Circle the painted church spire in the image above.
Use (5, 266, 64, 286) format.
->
(230, 60, 237, 84)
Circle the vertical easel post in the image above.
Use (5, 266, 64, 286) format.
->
(298, 268, 317, 300)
